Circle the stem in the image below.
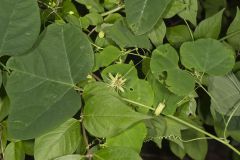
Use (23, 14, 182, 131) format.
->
(166, 115, 240, 156)
(121, 98, 155, 111)
(219, 30, 240, 42)
(184, 19, 194, 41)
(81, 119, 92, 160)
(101, 5, 125, 17)
(121, 97, 240, 156)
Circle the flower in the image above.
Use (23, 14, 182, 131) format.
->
(107, 73, 127, 92)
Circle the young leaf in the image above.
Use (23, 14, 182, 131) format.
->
(34, 119, 81, 160)
(180, 38, 235, 75)
(194, 9, 224, 39)
(93, 147, 142, 160)
(166, 25, 192, 47)
(106, 122, 147, 152)
(94, 45, 122, 71)
(105, 20, 152, 49)
(0, 0, 40, 56)
(83, 94, 151, 137)
(178, 0, 198, 25)
(6, 24, 94, 139)
(148, 20, 166, 47)
(4, 142, 25, 160)
(227, 8, 240, 50)
(125, 0, 172, 35)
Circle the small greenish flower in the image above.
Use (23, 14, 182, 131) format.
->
(107, 73, 127, 92)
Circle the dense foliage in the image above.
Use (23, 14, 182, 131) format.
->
(1, 0, 240, 159)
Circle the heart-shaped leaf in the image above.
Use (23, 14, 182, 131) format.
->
(180, 38, 235, 75)
(6, 24, 94, 139)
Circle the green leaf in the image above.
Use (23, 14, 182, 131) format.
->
(83, 82, 118, 101)
(54, 155, 84, 160)
(181, 129, 208, 160)
(85, 13, 103, 25)
(169, 142, 186, 159)
(105, 20, 152, 49)
(5, 142, 25, 160)
(106, 122, 147, 152)
(22, 140, 34, 156)
(180, 38, 235, 75)
(6, 24, 94, 139)
(101, 63, 138, 82)
(227, 8, 240, 50)
(209, 73, 240, 116)
(62, 0, 79, 17)
(0, 97, 10, 122)
(166, 69, 195, 96)
(202, 0, 226, 17)
(148, 20, 166, 47)
(34, 119, 81, 160)
(93, 147, 142, 160)
(150, 44, 179, 79)
(94, 46, 122, 71)
(0, 0, 40, 56)
(166, 25, 192, 47)
(125, 0, 172, 35)
(164, 0, 186, 19)
(194, 9, 224, 39)
(121, 79, 154, 113)
(150, 79, 183, 115)
(83, 94, 151, 137)
(75, 0, 104, 13)
(178, 0, 198, 25)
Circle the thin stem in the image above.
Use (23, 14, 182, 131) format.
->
(121, 97, 240, 156)
(101, 5, 125, 17)
(184, 19, 194, 41)
(121, 98, 155, 111)
(81, 119, 92, 160)
(219, 30, 240, 42)
(166, 115, 240, 156)
(223, 101, 240, 140)
(91, 43, 104, 50)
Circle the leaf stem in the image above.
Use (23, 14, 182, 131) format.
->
(219, 30, 240, 42)
(121, 98, 155, 111)
(165, 115, 240, 156)
(101, 5, 125, 17)
(121, 97, 240, 156)
(183, 19, 194, 41)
